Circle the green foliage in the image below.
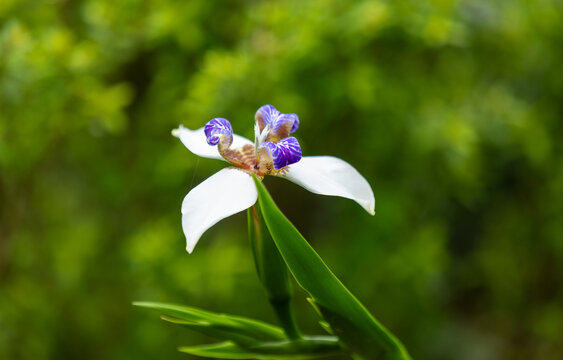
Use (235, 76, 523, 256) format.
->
(179, 338, 341, 360)
(248, 206, 300, 340)
(1, 0, 563, 359)
(133, 302, 285, 342)
(254, 176, 410, 360)
(134, 302, 342, 359)
(248, 207, 292, 303)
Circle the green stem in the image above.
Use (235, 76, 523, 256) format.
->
(269, 297, 301, 340)
(248, 206, 301, 340)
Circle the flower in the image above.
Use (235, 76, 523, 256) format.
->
(172, 105, 375, 253)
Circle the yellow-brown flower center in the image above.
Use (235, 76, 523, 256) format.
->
(219, 143, 288, 177)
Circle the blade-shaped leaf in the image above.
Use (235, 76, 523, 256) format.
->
(253, 176, 411, 360)
(179, 342, 261, 359)
(161, 316, 261, 346)
(133, 302, 285, 342)
(248, 207, 292, 300)
(249, 336, 341, 356)
(179, 337, 342, 359)
(248, 207, 300, 339)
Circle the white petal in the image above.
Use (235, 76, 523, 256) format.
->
(172, 125, 253, 161)
(280, 156, 375, 215)
(181, 168, 257, 253)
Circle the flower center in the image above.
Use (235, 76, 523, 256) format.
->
(204, 106, 302, 176)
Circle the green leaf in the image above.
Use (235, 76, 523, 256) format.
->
(179, 337, 342, 359)
(160, 316, 262, 346)
(133, 302, 285, 342)
(179, 342, 259, 359)
(248, 207, 300, 340)
(248, 336, 341, 357)
(253, 175, 411, 360)
(248, 206, 292, 300)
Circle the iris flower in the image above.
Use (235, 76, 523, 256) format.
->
(173, 105, 375, 253)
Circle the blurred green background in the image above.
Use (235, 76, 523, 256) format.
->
(1, 0, 562, 359)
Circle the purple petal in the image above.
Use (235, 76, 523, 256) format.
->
(256, 104, 280, 124)
(287, 113, 299, 133)
(269, 113, 294, 137)
(261, 137, 302, 170)
(256, 105, 299, 142)
(255, 104, 280, 132)
(204, 118, 233, 146)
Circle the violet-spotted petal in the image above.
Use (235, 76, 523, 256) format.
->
(204, 118, 233, 146)
(279, 156, 375, 215)
(181, 167, 257, 253)
(255, 104, 279, 132)
(172, 125, 253, 161)
(255, 104, 299, 141)
(272, 113, 299, 136)
(261, 137, 302, 170)
(288, 113, 299, 133)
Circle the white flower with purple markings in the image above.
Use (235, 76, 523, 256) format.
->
(173, 105, 375, 253)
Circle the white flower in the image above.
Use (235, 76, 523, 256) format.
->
(173, 105, 375, 253)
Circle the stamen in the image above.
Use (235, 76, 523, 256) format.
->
(254, 122, 261, 145)
(259, 124, 271, 145)
(254, 122, 261, 157)
(254, 123, 271, 158)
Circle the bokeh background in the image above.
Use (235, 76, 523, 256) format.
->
(1, 0, 562, 359)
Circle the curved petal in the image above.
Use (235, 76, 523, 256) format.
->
(260, 137, 302, 170)
(204, 118, 233, 146)
(255, 105, 298, 142)
(172, 125, 253, 161)
(181, 168, 257, 253)
(280, 156, 375, 215)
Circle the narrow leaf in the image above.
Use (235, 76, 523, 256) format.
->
(253, 176, 411, 359)
(248, 206, 292, 300)
(179, 337, 342, 359)
(161, 316, 260, 346)
(179, 342, 260, 359)
(133, 301, 285, 341)
(248, 336, 341, 356)
(248, 207, 300, 339)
